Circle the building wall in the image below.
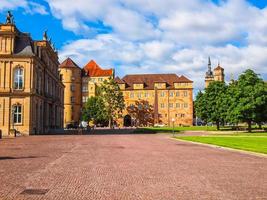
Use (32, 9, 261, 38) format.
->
(119, 83, 194, 126)
(214, 69, 224, 82)
(81, 76, 111, 104)
(0, 23, 64, 137)
(59, 68, 81, 127)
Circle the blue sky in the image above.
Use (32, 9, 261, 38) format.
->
(0, 0, 267, 90)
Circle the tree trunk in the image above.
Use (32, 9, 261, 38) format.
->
(258, 123, 262, 129)
(247, 121, 252, 133)
(216, 121, 220, 130)
(108, 118, 112, 128)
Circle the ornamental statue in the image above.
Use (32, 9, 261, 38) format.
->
(43, 30, 48, 41)
(6, 11, 14, 24)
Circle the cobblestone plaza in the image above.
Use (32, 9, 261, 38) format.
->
(0, 134, 266, 200)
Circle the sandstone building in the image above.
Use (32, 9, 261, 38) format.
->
(60, 58, 194, 127)
(205, 57, 225, 88)
(115, 74, 194, 126)
(59, 58, 113, 127)
(59, 58, 82, 127)
(0, 13, 64, 136)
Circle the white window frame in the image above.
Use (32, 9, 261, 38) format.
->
(13, 104, 22, 124)
(14, 67, 24, 90)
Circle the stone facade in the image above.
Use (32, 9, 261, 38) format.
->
(115, 74, 194, 126)
(60, 58, 194, 127)
(0, 16, 64, 136)
(59, 58, 82, 127)
(59, 59, 113, 127)
(205, 57, 225, 88)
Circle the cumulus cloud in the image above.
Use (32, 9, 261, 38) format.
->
(47, 0, 267, 91)
(0, 0, 48, 15)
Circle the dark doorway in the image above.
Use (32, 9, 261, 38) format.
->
(124, 115, 132, 127)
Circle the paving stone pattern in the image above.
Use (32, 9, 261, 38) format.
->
(0, 134, 266, 200)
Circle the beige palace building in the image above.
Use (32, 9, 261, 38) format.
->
(0, 13, 64, 136)
(59, 58, 113, 127)
(115, 74, 194, 126)
(60, 57, 194, 127)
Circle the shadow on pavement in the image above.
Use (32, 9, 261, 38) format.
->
(0, 156, 42, 160)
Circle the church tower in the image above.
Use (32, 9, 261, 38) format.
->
(205, 57, 214, 88)
(214, 62, 225, 82)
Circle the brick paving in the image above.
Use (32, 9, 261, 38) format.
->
(0, 134, 267, 200)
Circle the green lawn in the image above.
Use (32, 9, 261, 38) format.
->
(176, 134, 267, 154)
(134, 126, 218, 133)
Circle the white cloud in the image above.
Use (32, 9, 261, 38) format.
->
(49, 0, 267, 91)
(0, 0, 48, 15)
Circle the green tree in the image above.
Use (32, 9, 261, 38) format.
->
(82, 96, 108, 125)
(228, 69, 267, 132)
(205, 81, 228, 130)
(99, 78, 125, 128)
(126, 100, 154, 127)
(195, 82, 228, 130)
(195, 91, 208, 124)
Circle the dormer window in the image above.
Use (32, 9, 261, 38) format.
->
(14, 67, 24, 90)
(133, 83, 144, 89)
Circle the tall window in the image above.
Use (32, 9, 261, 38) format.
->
(13, 104, 22, 124)
(71, 84, 75, 92)
(71, 96, 75, 103)
(82, 85, 88, 92)
(14, 68, 24, 90)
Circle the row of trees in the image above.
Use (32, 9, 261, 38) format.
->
(195, 69, 267, 132)
(82, 78, 125, 127)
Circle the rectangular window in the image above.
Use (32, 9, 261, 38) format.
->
(183, 91, 188, 97)
(82, 85, 88, 92)
(176, 103, 180, 108)
(14, 68, 24, 90)
(71, 84, 75, 92)
(184, 103, 188, 108)
(169, 103, 173, 108)
(160, 103, 164, 108)
(176, 91, 180, 97)
(137, 93, 142, 98)
(71, 97, 75, 103)
(170, 92, 174, 97)
(13, 105, 22, 124)
(144, 93, 148, 98)
(98, 78, 103, 82)
(160, 92, 165, 97)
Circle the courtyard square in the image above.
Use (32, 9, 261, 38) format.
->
(0, 133, 267, 200)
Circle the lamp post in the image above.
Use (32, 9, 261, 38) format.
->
(171, 118, 175, 137)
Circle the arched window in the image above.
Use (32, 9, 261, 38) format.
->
(13, 104, 22, 124)
(14, 67, 24, 90)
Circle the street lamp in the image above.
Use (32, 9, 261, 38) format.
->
(171, 118, 175, 137)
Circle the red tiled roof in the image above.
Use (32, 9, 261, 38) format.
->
(116, 74, 192, 90)
(59, 58, 80, 68)
(178, 75, 193, 83)
(83, 60, 113, 77)
(114, 76, 125, 84)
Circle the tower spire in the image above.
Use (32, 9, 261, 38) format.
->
(206, 56, 213, 77)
